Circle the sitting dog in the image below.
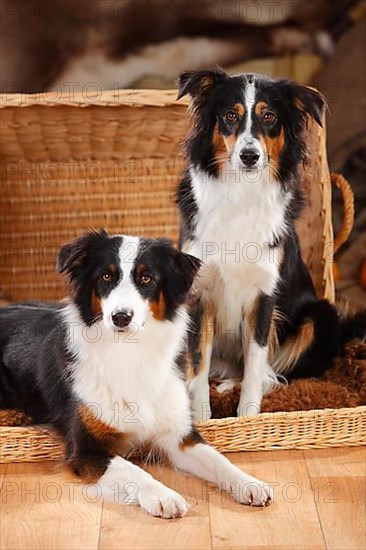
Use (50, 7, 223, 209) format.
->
(0, 230, 273, 518)
(176, 68, 366, 421)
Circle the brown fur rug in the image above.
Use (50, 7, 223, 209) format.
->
(210, 340, 366, 418)
(0, 341, 365, 426)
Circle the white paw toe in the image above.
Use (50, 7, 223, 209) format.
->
(139, 487, 189, 519)
(216, 379, 236, 394)
(240, 479, 273, 507)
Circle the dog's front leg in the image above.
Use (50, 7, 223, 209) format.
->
(97, 455, 189, 518)
(188, 306, 215, 422)
(164, 431, 273, 506)
(238, 294, 274, 416)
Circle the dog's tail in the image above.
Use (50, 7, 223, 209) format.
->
(339, 310, 366, 345)
(272, 301, 366, 380)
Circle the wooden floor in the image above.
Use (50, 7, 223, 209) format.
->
(0, 447, 365, 550)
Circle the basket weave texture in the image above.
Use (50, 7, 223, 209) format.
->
(0, 89, 346, 302)
(0, 89, 362, 462)
(1, 407, 365, 463)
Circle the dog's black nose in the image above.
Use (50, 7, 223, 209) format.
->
(112, 310, 134, 328)
(240, 148, 260, 168)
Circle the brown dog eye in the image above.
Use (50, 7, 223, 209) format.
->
(141, 275, 152, 285)
(262, 111, 276, 124)
(224, 111, 238, 123)
(101, 272, 112, 282)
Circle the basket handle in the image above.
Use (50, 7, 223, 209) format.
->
(331, 172, 355, 254)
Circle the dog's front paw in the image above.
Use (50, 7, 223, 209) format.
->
(237, 402, 261, 417)
(237, 395, 261, 417)
(138, 485, 189, 519)
(216, 379, 236, 393)
(234, 476, 273, 507)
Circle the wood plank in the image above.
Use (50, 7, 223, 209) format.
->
(99, 459, 212, 550)
(0, 464, 7, 490)
(1, 461, 102, 550)
(0, 447, 364, 550)
(209, 450, 326, 550)
(310, 477, 365, 550)
(305, 447, 366, 478)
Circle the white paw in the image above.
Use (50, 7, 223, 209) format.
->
(216, 379, 236, 394)
(233, 476, 274, 507)
(138, 485, 189, 519)
(237, 398, 261, 417)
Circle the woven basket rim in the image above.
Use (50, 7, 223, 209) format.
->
(0, 405, 366, 433)
(196, 405, 366, 427)
(1, 405, 365, 463)
(1, 405, 364, 432)
(0, 89, 189, 109)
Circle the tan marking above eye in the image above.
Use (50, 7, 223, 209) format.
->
(255, 101, 268, 116)
(234, 103, 245, 116)
(136, 264, 146, 276)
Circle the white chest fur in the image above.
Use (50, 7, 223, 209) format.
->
(62, 304, 192, 443)
(186, 167, 287, 355)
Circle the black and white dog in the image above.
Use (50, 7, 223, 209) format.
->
(176, 68, 366, 421)
(0, 230, 273, 518)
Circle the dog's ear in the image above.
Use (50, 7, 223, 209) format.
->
(285, 83, 327, 126)
(177, 67, 228, 100)
(295, 86, 326, 126)
(57, 229, 108, 277)
(165, 248, 202, 305)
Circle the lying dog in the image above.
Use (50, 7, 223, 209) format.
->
(0, 230, 273, 518)
(176, 68, 366, 421)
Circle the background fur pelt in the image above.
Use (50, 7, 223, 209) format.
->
(210, 340, 366, 418)
(1, 341, 365, 427)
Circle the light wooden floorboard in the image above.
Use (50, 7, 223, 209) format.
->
(0, 447, 364, 550)
(304, 447, 366, 478)
(99, 460, 212, 550)
(0, 461, 103, 550)
(209, 450, 325, 550)
(0, 464, 7, 490)
(309, 476, 365, 550)
(304, 448, 366, 550)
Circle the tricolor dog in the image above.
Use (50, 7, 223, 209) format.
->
(176, 68, 366, 421)
(0, 230, 273, 518)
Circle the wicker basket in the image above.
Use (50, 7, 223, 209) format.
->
(0, 89, 363, 463)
